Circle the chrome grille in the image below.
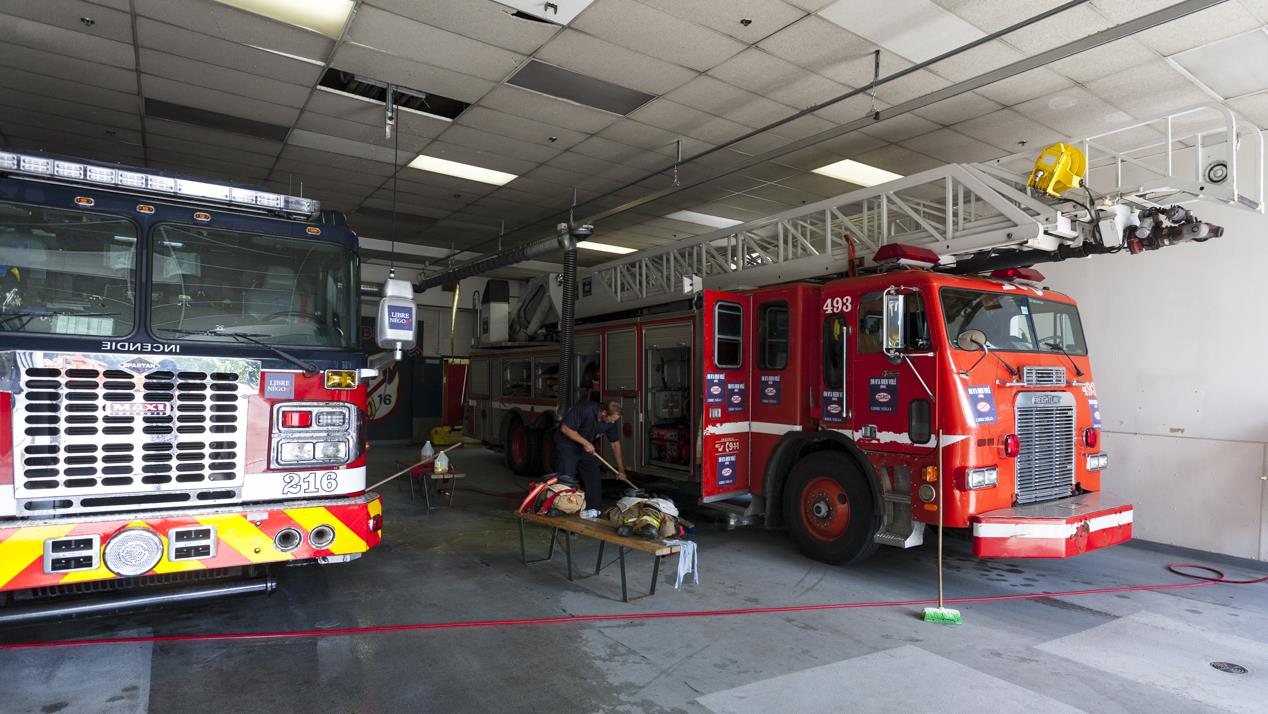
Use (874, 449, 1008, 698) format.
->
(1014, 392, 1076, 504)
(1022, 366, 1067, 387)
(10, 353, 259, 516)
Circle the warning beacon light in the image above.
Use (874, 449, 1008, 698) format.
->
(873, 243, 941, 269)
(990, 267, 1045, 283)
(376, 278, 417, 357)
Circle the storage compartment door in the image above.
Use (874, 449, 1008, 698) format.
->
(701, 291, 752, 501)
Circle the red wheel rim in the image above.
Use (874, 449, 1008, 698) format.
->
(509, 424, 528, 465)
(800, 476, 851, 541)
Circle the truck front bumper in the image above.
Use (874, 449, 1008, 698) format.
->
(0, 493, 382, 593)
(971, 492, 1133, 558)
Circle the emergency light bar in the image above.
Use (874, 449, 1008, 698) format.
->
(0, 150, 320, 220)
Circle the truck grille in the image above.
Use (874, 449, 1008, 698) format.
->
(1014, 393, 1076, 504)
(1022, 366, 1066, 387)
(9, 353, 259, 516)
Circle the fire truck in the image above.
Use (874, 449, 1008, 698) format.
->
(465, 105, 1263, 564)
(0, 150, 415, 604)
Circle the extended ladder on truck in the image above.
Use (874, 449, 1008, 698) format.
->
(578, 104, 1264, 317)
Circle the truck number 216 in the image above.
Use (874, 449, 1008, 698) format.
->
(282, 472, 339, 495)
(822, 296, 852, 313)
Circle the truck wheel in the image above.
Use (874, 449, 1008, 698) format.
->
(504, 417, 536, 476)
(784, 451, 879, 565)
(536, 427, 556, 476)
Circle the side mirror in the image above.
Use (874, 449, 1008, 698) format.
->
(376, 278, 417, 355)
(882, 292, 904, 354)
(956, 329, 987, 351)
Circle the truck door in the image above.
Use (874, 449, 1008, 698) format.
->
(701, 291, 752, 501)
(850, 288, 938, 454)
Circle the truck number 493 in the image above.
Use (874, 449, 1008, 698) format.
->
(822, 296, 852, 313)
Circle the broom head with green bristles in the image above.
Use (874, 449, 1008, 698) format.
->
(922, 606, 962, 625)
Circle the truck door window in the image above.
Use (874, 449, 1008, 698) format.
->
(503, 360, 531, 397)
(822, 314, 846, 385)
(860, 291, 929, 353)
(757, 302, 789, 370)
(714, 301, 743, 369)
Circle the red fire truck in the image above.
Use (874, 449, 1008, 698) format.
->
(465, 106, 1259, 564)
(0, 150, 413, 604)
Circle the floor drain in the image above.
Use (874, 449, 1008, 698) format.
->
(1211, 662, 1248, 675)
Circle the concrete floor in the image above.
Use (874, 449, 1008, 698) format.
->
(3, 444, 1267, 714)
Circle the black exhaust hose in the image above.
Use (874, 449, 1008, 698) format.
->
(559, 242, 577, 415)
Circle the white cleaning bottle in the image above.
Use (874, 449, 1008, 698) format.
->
(434, 450, 450, 474)
(421, 441, 435, 472)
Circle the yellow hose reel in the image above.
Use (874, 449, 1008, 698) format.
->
(1027, 143, 1087, 197)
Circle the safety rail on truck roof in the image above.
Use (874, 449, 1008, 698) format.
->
(578, 104, 1264, 319)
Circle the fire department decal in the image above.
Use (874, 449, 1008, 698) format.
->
(263, 372, 295, 400)
(1089, 398, 1102, 428)
(760, 375, 781, 405)
(716, 453, 738, 487)
(868, 377, 897, 413)
(966, 386, 998, 424)
(705, 373, 725, 404)
(727, 382, 746, 412)
(822, 390, 845, 423)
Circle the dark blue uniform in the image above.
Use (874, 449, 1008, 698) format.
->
(553, 401, 618, 508)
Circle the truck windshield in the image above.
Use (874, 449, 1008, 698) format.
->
(941, 287, 1088, 355)
(0, 200, 137, 337)
(149, 224, 356, 349)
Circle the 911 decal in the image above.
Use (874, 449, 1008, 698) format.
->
(282, 472, 339, 495)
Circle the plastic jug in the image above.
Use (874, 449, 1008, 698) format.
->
(420, 441, 435, 472)
(434, 450, 450, 474)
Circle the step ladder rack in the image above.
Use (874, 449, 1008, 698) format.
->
(578, 105, 1263, 319)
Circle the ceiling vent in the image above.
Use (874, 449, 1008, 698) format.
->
(144, 98, 290, 142)
(507, 59, 655, 115)
(317, 69, 469, 121)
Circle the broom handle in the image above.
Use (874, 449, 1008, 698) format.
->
(367, 442, 464, 492)
(593, 452, 638, 489)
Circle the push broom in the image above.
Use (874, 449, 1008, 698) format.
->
(923, 429, 962, 625)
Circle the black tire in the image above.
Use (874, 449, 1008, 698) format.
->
(503, 415, 537, 476)
(783, 450, 879, 565)
(533, 425, 557, 477)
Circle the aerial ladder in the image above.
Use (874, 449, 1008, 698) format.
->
(578, 104, 1264, 318)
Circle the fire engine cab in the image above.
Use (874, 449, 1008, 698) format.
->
(466, 104, 1261, 565)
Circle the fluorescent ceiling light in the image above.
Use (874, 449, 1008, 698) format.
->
(246, 44, 325, 66)
(819, 0, 983, 64)
(578, 241, 636, 254)
(408, 155, 517, 186)
(665, 210, 743, 229)
(812, 159, 903, 187)
(214, 0, 354, 40)
(1169, 29, 1268, 101)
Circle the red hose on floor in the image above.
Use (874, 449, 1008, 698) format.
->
(0, 564, 1261, 650)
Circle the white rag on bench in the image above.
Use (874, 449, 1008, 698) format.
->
(662, 539, 698, 589)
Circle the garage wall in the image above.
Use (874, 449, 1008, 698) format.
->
(1042, 200, 1268, 561)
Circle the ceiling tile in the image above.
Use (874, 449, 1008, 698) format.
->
(766, 113, 837, 141)
(349, 6, 526, 82)
(853, 142, 943, 175)
(0, 65, 135, 114)
(1012, 86, 1128, 138)
(144, 133, 277, 170)
(0, 107, 141, 146)
(1088, 0, 1175, 23)
(998, 5, 1114, 54)
(785, 0, 834, 10)
(629, 99, 753, 145)
(1049, 37, 1160, 84)
(364, 0, 560, 54)
(477, 85, 620, 134)
(933, 0, 1094, 34)
(306, 90, 452, 137)
(975, 67, 1074, 107)
(1, 0, 134, 43)
(0, 13, 134, 69)
(0, 44, 136, 93)
(596, 119, 713, 156)
(296, 109, 444, 148)
(900, 127, 1007, 163)
(140, 75, 301, 127)
(277, 146, 395, 177)
(1133, 1, 1262, 55)
(535, 30, 697, 95)
(419, 140, 541, 177)
(0, 92, 140, 132)
(873, 69, 954, 106)
(637, 0, 807, 43)
(132, 0, 334, 61)
(144, 117, 285, 157)
(1243, 0, 1268, 23)
(3, 129, 144, 164)
(911, 92, 1001, 125)
(1228, 91, 1268, 129)
(1083, 59, 1215, 120)
(859, 113, 943, 142)
(664, 75, 800, 129)
(757, 15, 875, 76)
(571, 136, 669, 170)
(927, 40, 1024, 83)
(775, 171, 856, 197)
(951, 108, 1064, 152)
(456, 106, 589, 150)
(288, 128, 416, 165)
(437, 124, 564, 164)
(138, 49, 312, 108)
(135, 18, 323, 86)
(332, 43, 496, 104)
(570, 0, 746, 72)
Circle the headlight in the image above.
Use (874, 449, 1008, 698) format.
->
(318, 441, 347, 461)
(1085, 453, 1108, 471)
(280, 442, 315, 463)
(316, 410, 347, 427)
(966, 466, 998, 490)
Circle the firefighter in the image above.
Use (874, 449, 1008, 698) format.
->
(554, 399, 627, 519)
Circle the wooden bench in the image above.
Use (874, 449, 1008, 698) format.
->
(516, 511, 682, 602)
